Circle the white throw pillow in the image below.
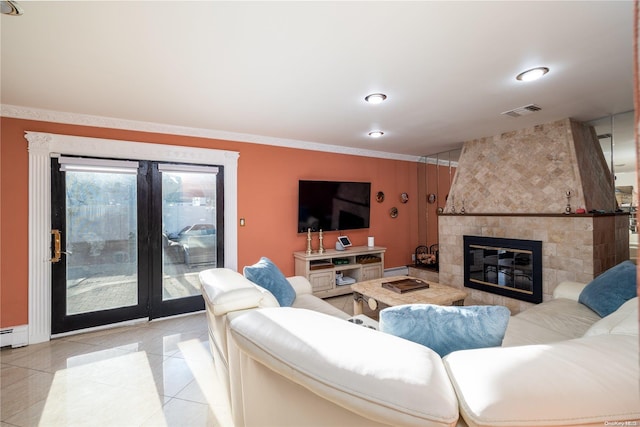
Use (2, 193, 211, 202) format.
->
(584, 297, 638, 337)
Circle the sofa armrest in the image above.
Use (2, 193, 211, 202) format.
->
(552, 281, 587, 301)
(199, 268, 279, 316)
(286, 275, 313, 296)
(228, 308, 459, 427)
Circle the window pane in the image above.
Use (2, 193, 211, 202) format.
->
(162, 171, 217, 301)
(66, 171, 138, 315)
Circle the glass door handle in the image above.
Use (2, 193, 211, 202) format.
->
(50, 230, 71, 262)
(51, 229, 62, 263)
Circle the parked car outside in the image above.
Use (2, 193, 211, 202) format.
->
(169, 223, 216, 242)
(168, 223, 216, 266)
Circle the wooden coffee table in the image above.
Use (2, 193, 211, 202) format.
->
(352, 276, 468, 315)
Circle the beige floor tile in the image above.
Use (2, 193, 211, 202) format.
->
(2, 398, 48, 427)
(64, 324, 175, 355)
(172, 339, 223, 405)
(141, 397, 230, 427)
(0, 369, 55, 421)
(150, 356, 198, 397)
(1, 340, 116, 373)
(58, 322, 143, 345)
(174, 379, 210, 404)
(0, 340, 56, 364)
(148, 330, 207, 358)
(56, 350, 171, 395)
(325, 295, 354, 315)
(175, 373, 228, 408)
(149, 312, 208, 334)
(170, 335, 212, 361)
(6, 376, 163, 427)
(0, 364, 36, 390)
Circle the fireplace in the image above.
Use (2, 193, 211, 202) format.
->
(435, 119, 627, 312)
(463, 235, 543, 304)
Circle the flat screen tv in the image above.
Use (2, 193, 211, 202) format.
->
(298, 180, 371, 233)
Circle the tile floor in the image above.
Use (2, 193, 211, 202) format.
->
(1, 313, 230, 427)
(0, 295, 356, 427)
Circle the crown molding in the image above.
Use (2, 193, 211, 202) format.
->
(1, 104, 421, 162)
(420, 155, 460, 168)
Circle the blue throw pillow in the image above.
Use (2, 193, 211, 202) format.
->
(243, 257, 296, 307)
(379, 304, 511, 357)
(578, 260, 637, 317)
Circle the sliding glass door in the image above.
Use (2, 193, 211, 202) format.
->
(51, 157, 146, 333)
(51, 157, 223, 334)
(150, 163, 223, 318)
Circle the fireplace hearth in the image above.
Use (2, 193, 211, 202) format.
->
(463, 235, 543, 304)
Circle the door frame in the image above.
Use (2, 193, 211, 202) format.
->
(25, 131, 239, 344)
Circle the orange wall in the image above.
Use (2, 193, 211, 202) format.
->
(0, 117, 419, 328)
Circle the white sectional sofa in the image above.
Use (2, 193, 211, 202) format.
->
(199, 268, 640, 427)
(198, 268, 349, 403)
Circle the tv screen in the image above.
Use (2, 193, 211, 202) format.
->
(298, 180, 371, 233)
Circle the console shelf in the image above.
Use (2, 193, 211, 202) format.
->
(293, 246, 386, 298)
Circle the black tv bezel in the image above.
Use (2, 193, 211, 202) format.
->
(297, 180, 371, 233)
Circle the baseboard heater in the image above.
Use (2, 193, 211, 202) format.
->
(0, 325, 28, 348)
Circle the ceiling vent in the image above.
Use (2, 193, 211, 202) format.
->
(501, 104, 542, 118)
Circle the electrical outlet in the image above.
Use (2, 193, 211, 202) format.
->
(411, 253, 416, 262)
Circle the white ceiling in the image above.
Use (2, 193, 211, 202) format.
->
(0, 1, 634, 160)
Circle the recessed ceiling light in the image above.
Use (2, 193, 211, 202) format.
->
(516, 67, 549, 82)
(365, 93, 387, 104)
(368, 131, 384, 138)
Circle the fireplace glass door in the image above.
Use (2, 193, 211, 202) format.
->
(463, 235, 543, 303)
(468, 246, 533, 292)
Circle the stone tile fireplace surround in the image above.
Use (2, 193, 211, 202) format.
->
(437, 118, 629, 313)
